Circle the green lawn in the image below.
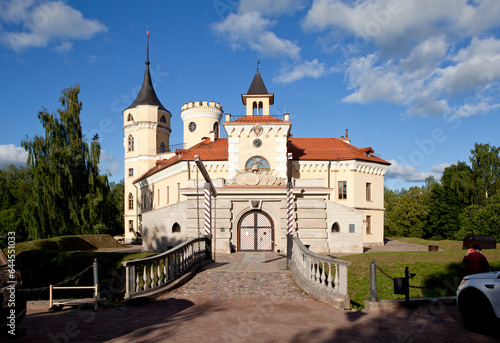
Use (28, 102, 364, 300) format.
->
(342, 239, 500, 309)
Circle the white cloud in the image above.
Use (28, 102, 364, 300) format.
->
(0, 1, 107, 51)
(386, 159, 448, 182)
(274, 59, 336, 83)
(212, 11, 300, 59)
(0, 144, 28, 168)
(99, 150, 120, 176)
(239, 0, 306, 16)
(303, 0, 500, 54)
(53, 41, 72, 53)
(341, 35, 500, 118)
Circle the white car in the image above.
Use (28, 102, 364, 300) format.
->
(456, 271, 500, 331)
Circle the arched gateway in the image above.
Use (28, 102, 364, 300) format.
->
(238, 210, 274, 251)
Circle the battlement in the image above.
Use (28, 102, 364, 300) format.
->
(181, 101, 223, 112)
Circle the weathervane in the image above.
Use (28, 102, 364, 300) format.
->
(257, 60, 260, 70)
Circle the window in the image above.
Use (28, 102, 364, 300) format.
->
(150, 191, 153, 208)
(128, 193, 134, 210)
(245, 156, 270, 173)
(128, 168, 134, 177)
(338, 181, 347, 199)
(177, 183, 180, 202)
(366, 183, 372, 201)
(128, 135, 134, 152)
(349, 224, 355, 233)
(127, 113, 133, 121)
(129, 220, 134, 232)
(157, 189, 160, 206)
(159, 115, 166, 123)
(166, 186, 169, 204)
(172, 222, 181, 233)
(213, 122, 219, 138)
(160, 142, 165, 153)
(189, 122, 196, 132)
(366, 216, 372, 235)
(331, 222, 340, 233)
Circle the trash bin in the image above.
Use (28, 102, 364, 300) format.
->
(394, 277, 408, 295)
(428, 245, 439, 251)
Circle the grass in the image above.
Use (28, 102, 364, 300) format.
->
(8, 234, 124, 253)
(343, 239, 500, 309)
(17, 249, 156, 303)
(386, 237, 464, 251)
(3, 234, 154, 303)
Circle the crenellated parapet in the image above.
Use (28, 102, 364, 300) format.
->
(181, 101, 223, 120)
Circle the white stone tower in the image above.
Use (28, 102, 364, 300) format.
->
(181, 101, 223, 149)
(122, 31, 171, 243)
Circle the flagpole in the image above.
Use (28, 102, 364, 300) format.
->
(146, 27, 150, 65)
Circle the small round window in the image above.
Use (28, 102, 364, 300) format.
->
(189, 122, 197, 132)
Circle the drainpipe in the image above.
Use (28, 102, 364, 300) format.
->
(328, 160, 331, 200)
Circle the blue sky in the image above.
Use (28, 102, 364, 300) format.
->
(1, 0, 499, 190)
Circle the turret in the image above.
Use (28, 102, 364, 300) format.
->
(181, 101, 223, 148)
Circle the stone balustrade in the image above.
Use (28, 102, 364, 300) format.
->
(287, 235, 351, 309)
(122, 236, 211, 299)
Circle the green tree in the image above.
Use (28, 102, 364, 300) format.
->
(426, 162, 472, 239)
(469, 142, 500, 202)
(385, 186, 429, 238)
(21, 85, 110, 239)
(456, 203, 500, 240)
(0, 165, 32, 241)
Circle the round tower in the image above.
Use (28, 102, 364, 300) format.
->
(181, 101, 223, 148)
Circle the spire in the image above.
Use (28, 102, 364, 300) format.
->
(247, 67, 269, 95)
(126, 28, 167, 111)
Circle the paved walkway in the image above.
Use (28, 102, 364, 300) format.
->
(161, 252, 307, 302)
(12, 251, 499, 342)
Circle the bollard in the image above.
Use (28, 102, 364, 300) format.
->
(93, 258, 100, 300)
(369, 259, 378, 301)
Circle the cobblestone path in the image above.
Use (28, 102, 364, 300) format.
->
(160, 252, 310, 301)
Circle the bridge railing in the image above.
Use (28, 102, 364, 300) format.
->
(122, 236, 211, 299)
(287, 235, 351, 309)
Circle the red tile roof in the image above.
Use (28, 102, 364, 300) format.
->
(287, 138, 391, 165)
(135, 137, 390, 183)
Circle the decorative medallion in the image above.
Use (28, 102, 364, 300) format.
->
(189, 122, 197, 132)
(253, 138, 262, 148)
(253, 124, 263, 136)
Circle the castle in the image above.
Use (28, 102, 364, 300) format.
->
(123, 50, 390, 255)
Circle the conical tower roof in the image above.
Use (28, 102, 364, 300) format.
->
(246, 70, 269, 94)
(126, 62, 167, 111)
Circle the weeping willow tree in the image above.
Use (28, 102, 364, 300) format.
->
(21, 85, 112, 240)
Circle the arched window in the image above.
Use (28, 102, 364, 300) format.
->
(127, 113, 133, 121)
(159, 115, 166, 123)
(213, 122, 219, 139)
(172, 222, 181, 233)
(128, 135, 134, 152)
(245, 156, 270, 173)
(128, 193, 134, 210)
(331, 222, 340, 233)
(160, 142, 165, 153)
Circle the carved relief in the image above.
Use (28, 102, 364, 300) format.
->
(230, 169, 285, 186)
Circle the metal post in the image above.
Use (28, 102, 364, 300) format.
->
(369, 259, 378, 301)
(404, 266, 410, 306)
(93, 258, 100, 300)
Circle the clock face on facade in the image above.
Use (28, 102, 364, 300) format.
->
(189, 122, 197, 132)
(253, 138, 262, 148)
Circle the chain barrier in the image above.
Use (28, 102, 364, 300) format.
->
(21, 263, 94, 292)
(376, 265, 428, 289)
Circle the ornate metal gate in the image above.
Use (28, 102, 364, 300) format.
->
(238, 210, 274, 251)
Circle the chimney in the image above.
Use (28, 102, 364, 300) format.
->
(346, 129, 348, 138)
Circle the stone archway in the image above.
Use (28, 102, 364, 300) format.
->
(238, 210, 274, 251)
